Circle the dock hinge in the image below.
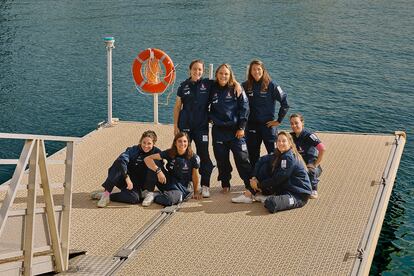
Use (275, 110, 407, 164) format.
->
(344, 248, 364, 261)
(357, 248, 364, 259)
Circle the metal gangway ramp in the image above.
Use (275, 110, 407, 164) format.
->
(0, 122, 406, 275)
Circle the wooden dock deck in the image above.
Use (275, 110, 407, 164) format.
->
(0, 121, 406, 275)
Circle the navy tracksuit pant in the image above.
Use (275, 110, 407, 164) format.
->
(154, 176, 191, 206)
(101, 162, 156, 204)
(258, 179, 308, 213)
(183, 129, 214, 187)
(308, 165, 322, 190)
(255, 163, 308, 213)
(246, 122, 277, 168)
(212, 126, 252, 191)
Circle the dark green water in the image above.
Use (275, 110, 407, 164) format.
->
(0, 0, 413, 274)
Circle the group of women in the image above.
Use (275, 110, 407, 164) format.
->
(91, 59, 326, 214)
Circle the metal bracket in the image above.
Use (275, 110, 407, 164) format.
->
(161, 205, 179, 214)
(114, 248, 134, 259)
(344, 248, 364, 262)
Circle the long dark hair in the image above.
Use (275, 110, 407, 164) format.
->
(271, 131, 307, 172)
(167, 132, 193, 159)
(246, 59, 271, 92)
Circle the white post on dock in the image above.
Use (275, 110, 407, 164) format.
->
(209, 64, 214, 80)
(154, 94, 159, 124)
(104, 37, 115, 125)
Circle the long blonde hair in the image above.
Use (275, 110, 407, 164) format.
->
(215, 63, 237, 87)
(272, 131, 307, 172)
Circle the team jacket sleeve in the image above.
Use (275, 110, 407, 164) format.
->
(253, 154, 272, 177)
(159, 150, 169, 160)
(115, 146, 136, 176)
(259, 154, 295, 188)
(273, 83, 289, 123)
(176, 82, 184, 98)
(237, 88, 250, 130)
(191, 154, 201, 170)
(305, 132, 321, 147)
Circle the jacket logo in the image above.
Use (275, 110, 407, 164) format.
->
(281, 160, 287, 169)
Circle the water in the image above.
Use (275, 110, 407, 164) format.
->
(0, 0, 413, 274)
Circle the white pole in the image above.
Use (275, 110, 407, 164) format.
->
(209, 64, 214, 80)
(154, 94, 159, 124)
(104, 37, 115, 125)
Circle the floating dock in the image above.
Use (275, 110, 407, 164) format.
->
(0, 121, 406, 275)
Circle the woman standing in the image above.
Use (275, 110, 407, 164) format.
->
(290, 113, 326, 199)
(91, 130, 161, 208)
(144, 132, 201, 206)
(232, 131, 312, 214)
(209, 63, 252, 193)
(173, 60, 214, 198)
(243, 59, 289, 168)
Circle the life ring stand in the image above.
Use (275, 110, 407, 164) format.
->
(132, 48, 175, 94)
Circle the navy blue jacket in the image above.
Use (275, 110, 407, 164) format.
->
(243, 80, 289, 123)
(115, 145, 162, 179)
(177, 78, 213, 132)
(258, 150, 312, 195)
(160, 150, 200, 187)
(209, 83, 249, 130)
(291, 128, 321, 164)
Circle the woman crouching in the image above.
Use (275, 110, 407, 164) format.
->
(144, 132, 201, 206)
(233, 131, 312, 213)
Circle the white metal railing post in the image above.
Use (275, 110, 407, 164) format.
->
(104, 37, 115, 125)
(209, 64, 214, 80)
(154, 94, 159, 124)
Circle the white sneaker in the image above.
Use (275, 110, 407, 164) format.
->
(231, 193, 253, 204)
(142, 192, 155, 207)
(97, 193, 110, 208)
(90, 190, 103, 200)
(310, 190, 318, 199)
(202, 186, 210, 198)
(254, 194, 268, 203)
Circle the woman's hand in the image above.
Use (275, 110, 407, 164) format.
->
(250, 177, 259, 191)
(157, 171, 167, 184)
(192, 191, 202, 200)
(266, 120, 280, 128)
(307, 163, 316, 169)
(235, 129, 245, 139)
(125, 176, 133, 190)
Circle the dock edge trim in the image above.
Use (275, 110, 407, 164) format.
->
(350, 132, 406, 276)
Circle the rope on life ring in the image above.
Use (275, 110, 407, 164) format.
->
(132, 48, 176, 94)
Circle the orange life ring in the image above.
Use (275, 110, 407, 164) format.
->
(132, 48, 175, 94)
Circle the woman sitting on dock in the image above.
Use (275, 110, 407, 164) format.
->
(91, 130, 161, 208)
(144, 132, 201, 206)
(209, 63, 253, 194)
(232, 131, 312, 213)
(290, 113, 326, 199)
